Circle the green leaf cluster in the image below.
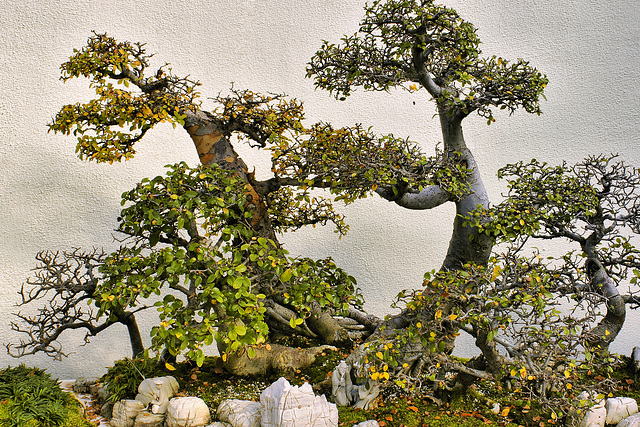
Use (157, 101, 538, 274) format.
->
(92, 162, 362, 364)
(307, 0, 548, 122)
(49, 32, 199, 163)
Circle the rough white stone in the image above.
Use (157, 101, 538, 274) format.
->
(206, 423, 233, 427)
(580, 399, 606, 427)
(260, 377, 338, 427)
(110, 399, 146, 427)
(133, 411, 165, 427)
(165, 396, 211, 427)
(617, 413, 640, 427)
(135, 376, 180, 414)
(352, 421, 380, 427)
(217, 399, 261, 427)
(606, 397, 639, 425)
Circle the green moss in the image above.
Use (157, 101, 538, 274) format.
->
(337, 397, 521, 427)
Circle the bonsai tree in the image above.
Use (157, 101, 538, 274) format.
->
(307, 0, 548, 271)
(305, 0, 640, 412)
(9, 32, 443, 373)
(9, 0, 640, 418)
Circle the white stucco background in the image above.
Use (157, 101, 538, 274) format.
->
(1, 0, 638, 379)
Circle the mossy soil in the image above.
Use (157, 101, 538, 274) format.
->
(124, 348, 639, 427)
(11, 344, 637, 427)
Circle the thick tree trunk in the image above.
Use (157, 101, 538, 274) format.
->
(181, 111, 354, 365)
(120, 311, 145, 357)
(584, 260, 626, 353)
(184, 111, 277, 241)
(438, 110, 493, 270)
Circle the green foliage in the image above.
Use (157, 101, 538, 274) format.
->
(100, 356, 165, 403)
(360, 252, 603, 409)
(0, 365, 91, 427)
(93, 162, 363, 363)
(269, 121, 472, 204)
(49, 32, 199, 162)
(308, 0, 548, 123)
(465, 158, 600, 241)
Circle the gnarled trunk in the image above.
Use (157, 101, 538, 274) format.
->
(438, 109, 493, 271)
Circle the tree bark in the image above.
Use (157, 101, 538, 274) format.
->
(181, 110, 355, 363)
(183, 111, 276, 241)
(584, 260, 626, 353)
(119, 311, 145, 357)
(438, 109, 493, 270)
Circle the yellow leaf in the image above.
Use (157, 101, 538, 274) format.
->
(416, 322, 422, 328)
(435, 310, 442, 320)
(376, 351, 384, 360)
(566, 383, 573, 389)
(165, 362, 176, 371)
(491, 265, 501, 281)
(501, 407, 510, 417)
(520, 366, 527, 378)
(371, 183, 378, 191)
(564, 370, 571, 378)
(448, 314, 458, 321)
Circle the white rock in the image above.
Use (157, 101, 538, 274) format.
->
(135, 376, 180, 414)
(110, 399, 146, 427)
(580, 399, 606, 427)
(217, 399, 261, 427)
(133, 411, 165, 427)
(165, 396, 211, 427)
(606, 397, 639, 425)
(260, 377, 338, 427)
(617, 413, 640, 427)
(353, 421, 380, 427)
(206, 423, 233, 427)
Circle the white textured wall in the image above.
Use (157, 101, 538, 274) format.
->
(1, 0, 638, 379)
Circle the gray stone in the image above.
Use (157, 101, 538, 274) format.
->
(206, 423, 233, 427)
(101, 400, 115, 419)
(606, 397, 639, 425)
(617, 413, 640, 427)
(135, 376, 180, 414)
(217, 399, 261, 427)
(331, 360, 379, 410)
(73, 377, 95, 394)
(110, 399, 146, 427)
(352, 421, 379, 427)
(133, 411, 165, 427)
(165, 396, 211, 427)
(260, 377, 338, 427)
